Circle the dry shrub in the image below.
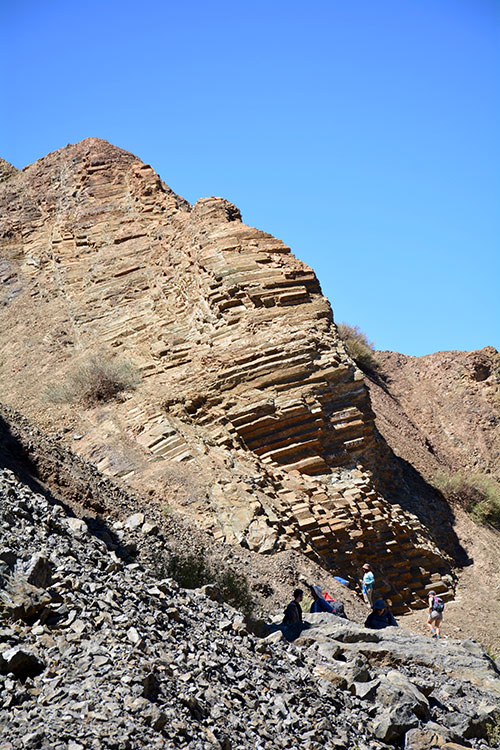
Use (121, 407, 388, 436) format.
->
(337, 322, 378, 372)
(159, 551, 254, 617)
(45, 353, 139, 406)
(433, 472, 500, 529)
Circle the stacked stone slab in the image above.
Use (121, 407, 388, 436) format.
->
(0, 139, 455, 610)
(270, 469, 451, 614)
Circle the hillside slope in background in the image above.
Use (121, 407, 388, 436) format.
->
(1, 139, 499, 628)
(365, 348, 500, 647)
(368, 347, 500, 485)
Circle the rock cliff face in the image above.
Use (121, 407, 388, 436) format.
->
(0, 138, 374, 473)
(0, 139, 458, 611)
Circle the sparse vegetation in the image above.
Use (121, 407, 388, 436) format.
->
(337, 322, 378, 372)
(162, 551, 254, 617)
(485, 712, 500, 747)
(217, 569, 253, 617)
(45, 353, 139, 406)
(165, 552, 213, 590)
(486, 645, 498, 661)
(433, 471, 500, 529)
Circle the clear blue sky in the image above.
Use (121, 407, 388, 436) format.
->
(2, 0, 499, 355)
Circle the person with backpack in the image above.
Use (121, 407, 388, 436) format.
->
(278, 588, 311, 640)
(427, 590, 444, 638)
(309, 585, 347, 618)
(282, 588, 304, 625)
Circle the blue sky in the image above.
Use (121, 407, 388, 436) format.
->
(2, 0, 499, 355)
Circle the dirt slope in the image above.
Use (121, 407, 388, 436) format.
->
(367, 347, 500, 483)
(367, 348, 500, 651)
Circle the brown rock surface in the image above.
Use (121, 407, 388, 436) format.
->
(367, 347, 500, 483)
(0, 138, 473, 612)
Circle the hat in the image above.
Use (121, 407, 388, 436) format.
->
(373, 599, 387, 610)
(362, 563, 371, 570)
(428, 590, 436, 596)
(310, 585, 323, 598)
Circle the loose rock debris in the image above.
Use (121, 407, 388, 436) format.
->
(1, 468, 499, 750)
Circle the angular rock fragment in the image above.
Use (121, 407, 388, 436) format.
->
(0, 646, 44, 679)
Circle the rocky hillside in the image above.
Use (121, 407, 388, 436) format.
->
(367, 347, 500, 485)
(2, 464, 500, 750)
(0, 139, 463, 613)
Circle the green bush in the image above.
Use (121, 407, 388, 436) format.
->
(485, 712, 500, 747)
(164, 551, 254, 617)
(337, 322, 378, 372)
(45, 353, 139, 406)
(165, 553, 212, 590)
(218, 569, 254, 618)
(433, 472, 500, 529)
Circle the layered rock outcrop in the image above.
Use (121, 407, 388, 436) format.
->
(0, 139, 458, 610)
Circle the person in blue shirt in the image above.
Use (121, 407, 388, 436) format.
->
(309, 585, 347, 618)
(309, 585, 336, 613)
(360, 563, 375, 607)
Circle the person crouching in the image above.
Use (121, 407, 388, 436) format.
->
(365, 599, 398, 629)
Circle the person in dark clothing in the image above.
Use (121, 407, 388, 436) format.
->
(282, 588, 304, 624)
(310, 585, 335, 614)
(364, 599, 398, 630)
(275, 588, 311, 641)
(309, 585, 347, 618)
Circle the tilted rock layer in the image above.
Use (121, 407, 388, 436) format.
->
(0, 139, 457, 610)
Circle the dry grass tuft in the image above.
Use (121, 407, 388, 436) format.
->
(337, 322, 378, 372)
(433, 471, 500, 529)
(45, 353, 139, 407)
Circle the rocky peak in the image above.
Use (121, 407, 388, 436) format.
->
(0, 139, 468, 611)
(192, 197, 242, 224)
(0, 157, 18, 183)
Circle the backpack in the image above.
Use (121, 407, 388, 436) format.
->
(328, 600, 347, 619)
(432, 596, 444, 614)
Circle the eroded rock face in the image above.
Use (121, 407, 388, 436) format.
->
(0, 139, 457, 609)
(0, 138, 373, 474)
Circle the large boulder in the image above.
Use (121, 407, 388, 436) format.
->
(0, 646, 45, 679)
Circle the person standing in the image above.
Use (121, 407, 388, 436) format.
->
(427, 590, 444, 638)
(360, 563, 375, 607)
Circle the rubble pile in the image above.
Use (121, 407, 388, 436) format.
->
(1, 468, 500, 750)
